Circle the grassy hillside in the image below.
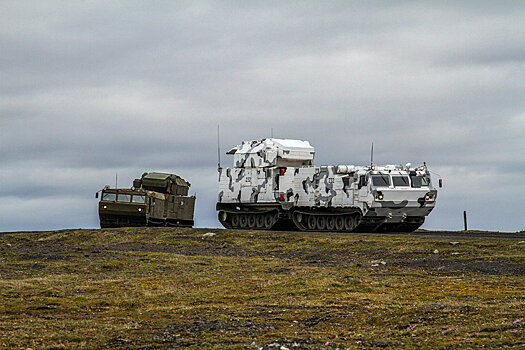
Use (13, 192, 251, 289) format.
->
(0, 228, 524, 349)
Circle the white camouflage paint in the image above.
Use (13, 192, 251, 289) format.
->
(217, 139, 438, 230)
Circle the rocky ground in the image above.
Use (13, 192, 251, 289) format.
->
(0, 227, 524, 349)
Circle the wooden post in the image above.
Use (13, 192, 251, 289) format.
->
(463, 210, 468, 231)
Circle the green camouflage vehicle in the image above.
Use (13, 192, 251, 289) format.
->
(96, 172, 195, 228)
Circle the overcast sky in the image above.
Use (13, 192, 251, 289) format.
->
(1, 1, 524, 232)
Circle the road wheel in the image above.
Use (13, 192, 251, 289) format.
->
(247, 214, 256, 228)
(335, 216, 345, 231)
(316, 216, 326, 230)
(264, 213, 274, 229)
(255, 214, 265, 228)
(239, 214, 248, 228)
(231, 214, 240, 228)
(344, 215, 355, 231)
(326, 216, 335, 231)
(307, 215, 316, 230)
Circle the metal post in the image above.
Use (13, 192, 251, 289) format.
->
(463, 210, 468, 231)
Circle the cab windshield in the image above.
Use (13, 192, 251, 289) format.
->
(102, 192, 116, 201)
(392, 176, 410, 187)
(371, 174, 390, 187)
(117, 194, 131, 202)
(410, 175, 430, 188)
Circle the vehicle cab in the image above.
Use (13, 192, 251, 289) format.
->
(366, 164, 438, 221)
(98, 187, 147, 227)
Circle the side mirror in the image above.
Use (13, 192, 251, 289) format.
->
(439, 179, 443, 188)
(95, 192, 99, 198)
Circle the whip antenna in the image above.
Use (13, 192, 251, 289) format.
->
(370, 142, 374, 167)
(217, 124, 221, 170)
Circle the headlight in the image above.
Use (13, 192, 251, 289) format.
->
(102, 205, 107, 209)
(138, 208, 143, 212)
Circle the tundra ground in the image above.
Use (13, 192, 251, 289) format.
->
(0, 228, 524, 349)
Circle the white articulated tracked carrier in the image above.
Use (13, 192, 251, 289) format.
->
(216, 138, 440, 232)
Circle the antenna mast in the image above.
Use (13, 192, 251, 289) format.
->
(271, 128, 274, 138)
(115, 172, 118, 188)
(217, 125, 221, 170)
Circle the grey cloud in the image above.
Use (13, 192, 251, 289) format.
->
(1, 1, 524, 232)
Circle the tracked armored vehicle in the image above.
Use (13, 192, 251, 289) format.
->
(97, 172, 195, 228)
(216, 139, 440, 232)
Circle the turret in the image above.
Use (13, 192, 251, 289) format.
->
(226, 138, 315, 168)
(133, 172, 190, 196)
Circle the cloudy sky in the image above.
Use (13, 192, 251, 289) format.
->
(1, 1, 524, 232)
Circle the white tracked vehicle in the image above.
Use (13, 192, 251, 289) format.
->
(216, 138, 441, 232)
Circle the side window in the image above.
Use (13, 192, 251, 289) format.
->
(410, 175, 422, 188)
(358, 175, 367, 189)
(132, 195, 145, 203)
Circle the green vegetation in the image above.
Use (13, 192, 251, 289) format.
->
(0, 228, 524, 349)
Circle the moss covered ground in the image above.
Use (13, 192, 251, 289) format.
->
(0, 228, 524, 349)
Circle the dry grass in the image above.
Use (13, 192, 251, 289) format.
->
(0, 227, 524, 349)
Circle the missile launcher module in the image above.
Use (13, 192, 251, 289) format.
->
(217, 138, 439, 232)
